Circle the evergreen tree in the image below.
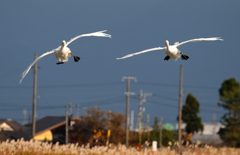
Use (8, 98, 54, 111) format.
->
(218, 78, 240, 147)
(161, 129, 177, 146)
(181, 93, 204, 134)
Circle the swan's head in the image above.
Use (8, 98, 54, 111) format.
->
(165, 40, 169, 46)
(62, 40, 67, 46)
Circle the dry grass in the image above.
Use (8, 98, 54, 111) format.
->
(0, 139, 240, 155)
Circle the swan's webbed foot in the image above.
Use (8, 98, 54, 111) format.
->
(164, 55, 170, 61)
(70, 53, 81, 62)
(181, 54, 189, 60)
(73, 56, 80, 62)
(56, 62, 64, 65)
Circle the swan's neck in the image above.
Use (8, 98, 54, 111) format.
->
(165, 43, 170, 50)
(61, 44, 66, 49)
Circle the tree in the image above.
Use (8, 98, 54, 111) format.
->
(69, 107, 138, 146)
(161, 129, 177, 146)
(218, 78, 240, 147)
(69, 107, 107, 145)
(180, 93, 203, 143)
(108, 111, 126, 144)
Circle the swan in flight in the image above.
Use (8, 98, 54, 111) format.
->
(116, 37, 223, 61)
(20, 30, 111, 83)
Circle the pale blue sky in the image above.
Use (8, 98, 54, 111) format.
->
(0, 1, 239, 127)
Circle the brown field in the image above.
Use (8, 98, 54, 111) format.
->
(0, 139, 239, 155)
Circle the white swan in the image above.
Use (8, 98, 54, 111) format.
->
(117, 37, 223, 60)
(20, 30, 111, 83)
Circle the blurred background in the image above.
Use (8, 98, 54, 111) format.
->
(0, 1, 239, 128)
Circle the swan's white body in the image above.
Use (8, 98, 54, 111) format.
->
(165, 40, 181, 60)
(55, 41, 71, 62)
(20, 30, 111, 83)
(117, 37, 223, 60)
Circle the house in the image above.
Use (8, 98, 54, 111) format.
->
(24, 116, 79, 144)
(0, 119, 25, 131)
(0, 119, 29, 141)
(0, 116, 79, 143)
(175, 122, 224, 145)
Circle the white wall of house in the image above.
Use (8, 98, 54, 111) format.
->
(175, 122, 224, 135)
(0, 122, 13, 131)
(175, 122, 225, 144)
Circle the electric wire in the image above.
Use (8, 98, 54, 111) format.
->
(0, 81, 219, 90)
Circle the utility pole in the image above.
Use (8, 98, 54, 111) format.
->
(159, 118, 163, 147)
(122, 75, 137, 148)
(212, 106, 216, 135)
(106, 110, 111, 146)
(32, 53, 37, 139)
(136, 90, 152, 145)
(130, 110, 134, 131)
(178, 64, 183, 153)
(76, 104, 80, 118)
(68, 103, 73, 115)
(147, 114, 150, 142)
(23, 109, 27, 125)
(65, 104, 75, 144)
(65, 109, 69, 144)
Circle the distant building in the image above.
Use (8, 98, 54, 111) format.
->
(0, 119, 25, 131)
(0, 119, 29, 141)
(175, 122, 224, 145)
(0, 116, 78, 144)
(24, 116, 78, 144)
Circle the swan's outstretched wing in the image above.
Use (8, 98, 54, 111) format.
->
(66, 30, 111, 46)
(117, 47, 165, 60)
(19, 50, 56, 83)
(175, 37, 223, 47)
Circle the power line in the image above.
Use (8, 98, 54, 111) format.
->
(80, 96, 125, 106)
(152, 93, 178, 101)
(147, 100, 178, 108)
(0, 95, 227, 118)
(0, 81, 220, 90)
(146, 100, 226, 115)
(136, 81, 219, 90)
(0, 81, 123, 89)
(149, 93, 221, 107)
(0, 97, 126, 113)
